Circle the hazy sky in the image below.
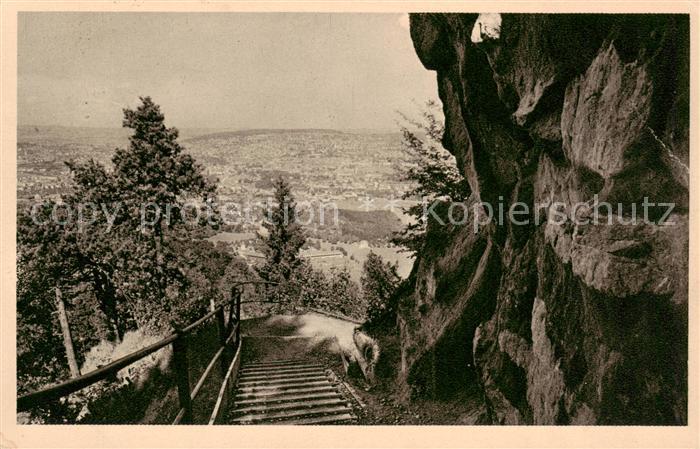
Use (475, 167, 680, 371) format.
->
(18, 12, 438, 130)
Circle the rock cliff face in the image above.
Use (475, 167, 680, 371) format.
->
(401, 13, 688, 424)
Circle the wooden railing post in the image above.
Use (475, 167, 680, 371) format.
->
(172, 332, 193, 424)
(216, 307, 228, 377)
(226, 297, 234, 333)
(235, 287, 241, 348)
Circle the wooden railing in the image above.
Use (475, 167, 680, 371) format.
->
(171, 287, 241, 425)
(16, 282, 274, 424)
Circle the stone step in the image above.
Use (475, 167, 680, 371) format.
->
(244, 359, 316, 368)
(235, 385, 338, 402)
(230, 359, 356, 425)
(235, 390, 341, 407)
(239, 369, 326, 381)
(272, 413, 355, 425)
(238, 375, 328, 387)
(240, 366, 325, 377)
(237, 380, 330, 393)
(242, 365, 317, 371)
(232, 405, 352, 424)
(233, 397, 348, 416)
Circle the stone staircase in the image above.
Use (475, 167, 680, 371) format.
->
(229, 359, 356, 425)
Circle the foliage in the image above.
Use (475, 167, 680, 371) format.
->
(293, 260, 328, 308)
(69, 328, 173, 422)
(63, 97, 217, 333)
(326, 266, 365, 319)
(16, 98, 240, 421)
(302, 264, 365, 320)
(392, 100, 470, 252)
(256, 177, 306, 308)
(361, 251, 401, 324)
(252, 177, 366, 318)
(17, 202, 89, 393)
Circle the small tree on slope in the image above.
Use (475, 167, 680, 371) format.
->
(361, 251, 400, 324)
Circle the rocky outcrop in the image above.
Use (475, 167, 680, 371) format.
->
(401, 13, 688, 424)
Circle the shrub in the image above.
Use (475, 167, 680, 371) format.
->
(361, 252, 400, 325)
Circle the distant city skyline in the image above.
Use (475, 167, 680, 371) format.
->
(18, 13, 439, 131)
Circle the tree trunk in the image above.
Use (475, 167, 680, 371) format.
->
(102, 281, 123, 344)
(112, 317, 123, 344)
(97, 269, 123, 343)
(154, 223, 166, 307)
(55, 286, 80, 378)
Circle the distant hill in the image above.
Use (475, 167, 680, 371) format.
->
(184, 128, 348, 142)
(18, 126, 397, 146)
(17, 125, 232, 144)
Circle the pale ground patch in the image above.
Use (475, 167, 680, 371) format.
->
(261, 312, 359, 354)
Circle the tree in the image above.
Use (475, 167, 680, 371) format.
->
(17, 97, 236, 422)
(94, 97, 215, 330)
(17, 96, 220, 386)
(256, 177, 306, 307)
(108, 97, 216, 329)
(326, 266, 364, 320)
(58, 160, 129, 341)
(17, 203, 83, 393)
(392, 101, 470, 252)
(361, 252, 400, 324)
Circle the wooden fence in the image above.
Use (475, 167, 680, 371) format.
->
(17, 284, 257, 425)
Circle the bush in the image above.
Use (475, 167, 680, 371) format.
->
(361, 252, 400, 325)
(69, 329, 172, 422)
(80, 329, 172, 387)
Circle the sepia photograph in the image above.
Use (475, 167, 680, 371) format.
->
(1, 2, 697, 447)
